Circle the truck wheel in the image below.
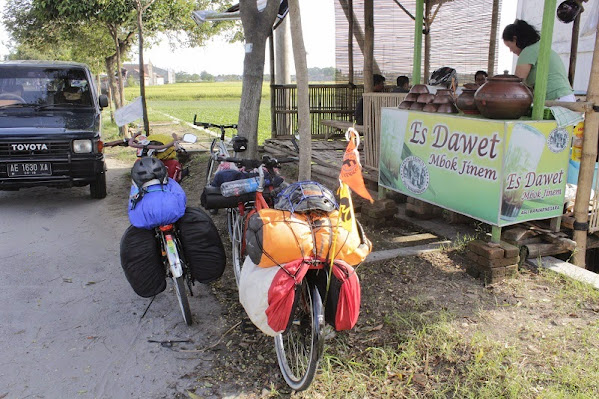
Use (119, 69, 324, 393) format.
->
(90, 172, 107, 199)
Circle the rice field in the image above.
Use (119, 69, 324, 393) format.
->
(123, 82, 271, 143)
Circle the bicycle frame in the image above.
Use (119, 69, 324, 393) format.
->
(158, 225, 183, 278)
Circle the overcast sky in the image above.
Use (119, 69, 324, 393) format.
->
(0, 0, 516, 75)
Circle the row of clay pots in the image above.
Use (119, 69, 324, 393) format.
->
(399, 74, 534, 119)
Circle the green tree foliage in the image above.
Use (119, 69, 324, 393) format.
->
(200, 70, 214, 82)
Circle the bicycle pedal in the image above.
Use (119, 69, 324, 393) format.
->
(240, 318, 258, 334)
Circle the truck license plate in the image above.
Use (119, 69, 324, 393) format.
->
(8, 162, 52, 177)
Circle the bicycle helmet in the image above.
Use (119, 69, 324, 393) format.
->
(274, 181, 338, 213)
(557, 0, 582, 23)
(131, 156, 168, 189)
(428, 67, 457, 88)
(232, 135, 248, 152)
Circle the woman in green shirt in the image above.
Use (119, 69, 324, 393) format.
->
(502, 19, 575, 102)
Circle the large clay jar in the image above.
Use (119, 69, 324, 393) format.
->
(456, 89, 479, 114)
(474, 73, 533, 119)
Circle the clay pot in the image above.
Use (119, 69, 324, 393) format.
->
(433, 94, 454, 105)
(456, 89, 479, 114)
(405, 93, 420, 102)
(422, 103, 438, 113)
(474, 73, 533, 119)
(417, 93, 435, 104)
(435, 89, 454, 97)
(436, 102, 459, 114)
(399, 101, 413, 109)
(463, 83, 480, 90)
(410, 84, 429, 94)
(410, 102, 425, 111)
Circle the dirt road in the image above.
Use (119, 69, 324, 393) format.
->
(0, 158, 225, 399)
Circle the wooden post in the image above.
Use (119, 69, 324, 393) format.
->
(568, 12, 581, 86)
(487, 0, 500, 76)
(413, 0, 424, 84)
(348, 0, 354, 85)
(269, 33, 276, 139)
(364, 0, 374, 92)
(424, 1, 431, 82)
(572, 26, 599, 267)
(531, 0, 557, 120)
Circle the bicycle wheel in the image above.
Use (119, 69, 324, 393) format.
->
(173, 275, 192, 326)
(229, 207, 244, 286)
(274, 282, 324, 391)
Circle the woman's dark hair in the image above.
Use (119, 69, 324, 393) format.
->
(502, 19, 540, 50)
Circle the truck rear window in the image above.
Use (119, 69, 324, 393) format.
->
(0, 67, 92, 107)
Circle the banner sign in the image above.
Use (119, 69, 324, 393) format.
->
(379, 108, 571, 227)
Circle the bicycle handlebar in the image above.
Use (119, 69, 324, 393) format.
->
(192, 115, 237, 131)
(220, 155, 297, 170)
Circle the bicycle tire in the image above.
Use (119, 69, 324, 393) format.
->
(229, 207, 244, 287)
(173, 275, 192, 326)
(274, 282, 324, 391)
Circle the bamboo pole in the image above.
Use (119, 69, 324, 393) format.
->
(572, 25, 599, 267)
(364, 0, 374, 92)
(531, 0, 557, 120)
(413, 0, 424, 84)
(487, 0, 499, 76)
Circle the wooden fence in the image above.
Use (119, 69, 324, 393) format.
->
(362, 92, 407, 169)
(270, 84, 364, 138)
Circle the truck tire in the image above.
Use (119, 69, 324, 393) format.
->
(90, 172, 107, 199)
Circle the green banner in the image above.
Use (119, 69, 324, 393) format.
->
(379, 109, 571, 227)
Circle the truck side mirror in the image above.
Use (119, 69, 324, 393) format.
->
(98, 94, 109, 109)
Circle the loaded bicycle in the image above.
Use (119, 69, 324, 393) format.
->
(204, 154, 362, 391)
(192, 116, 247, 186)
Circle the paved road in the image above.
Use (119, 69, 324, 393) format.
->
(0, 159, 224, 399)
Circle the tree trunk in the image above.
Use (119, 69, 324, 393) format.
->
(105, 56, 117, 124)
(239, 0, 280, 159)
(275, 17, 291, 84)
(136, 1, 150, 135)
(288, 0, 310, 180)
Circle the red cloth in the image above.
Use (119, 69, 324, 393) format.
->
(332, 261, 361, 331)
(266, 259, 310, 333)
(161, 159, 182, 181)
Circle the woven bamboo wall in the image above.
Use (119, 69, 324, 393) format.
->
(271, 84, 364, 138)
(335, 0, 502, 84)
(363, 92, 407, 169)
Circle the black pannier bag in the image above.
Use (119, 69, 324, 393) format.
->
(201, 185, 276, 210)
(120, 225, 166, 298)
(176, 207, 226, 283)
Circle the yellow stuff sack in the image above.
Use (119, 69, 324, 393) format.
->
(147, 134, 177, 160)
(310, 211, 372, 266)
(245, 209, 314, 268)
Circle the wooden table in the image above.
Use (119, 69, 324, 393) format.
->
(320, 119, 364, 137)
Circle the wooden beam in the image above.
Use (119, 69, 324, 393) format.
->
(348, 0, 354, 84)
(544, 100, 595, 112)
(568, 11, 581, 86)
(487, 0, 500, 76)
(364, 0, 374, 92)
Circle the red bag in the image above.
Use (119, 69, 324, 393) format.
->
(162, 159, 182, 181)
(316, 261, 361, 331)
(265, 259, 310, 332)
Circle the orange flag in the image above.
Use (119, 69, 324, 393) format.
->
(339, 128, 374, 203)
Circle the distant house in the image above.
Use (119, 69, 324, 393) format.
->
(122, 60, 175, 86)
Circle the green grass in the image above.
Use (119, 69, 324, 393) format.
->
(121, 82, 272, 143)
